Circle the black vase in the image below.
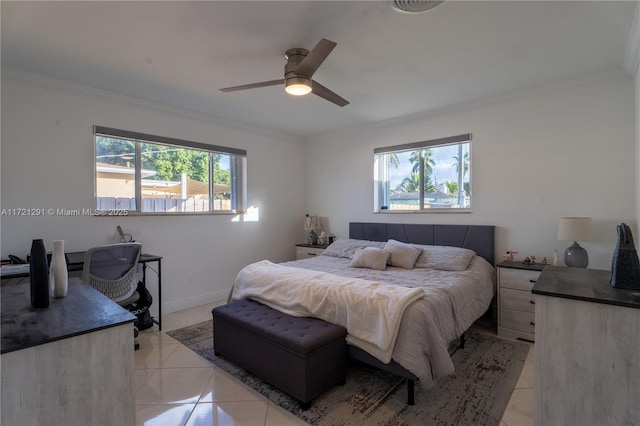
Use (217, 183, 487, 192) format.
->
(29, 239, 50, 308)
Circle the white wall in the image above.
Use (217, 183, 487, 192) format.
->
(625, 1, 640, 254)
(305, 71, 636, 270)
(636, 70, 640, 234)
(635, 70, 640, 233)
(1, 71, 307, 314)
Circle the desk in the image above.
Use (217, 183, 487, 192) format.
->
(1, 251, 164, 331)
(1, 280, 136, 425)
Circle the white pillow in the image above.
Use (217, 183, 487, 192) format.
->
(349, 247, 391, 271)
(414, 245, 476, 271)
(383, 239, 422, 269)
(323, 238, 386, 259)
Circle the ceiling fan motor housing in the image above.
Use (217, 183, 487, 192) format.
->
(284, 48, 311, 83)
(284, 48, 312, 95)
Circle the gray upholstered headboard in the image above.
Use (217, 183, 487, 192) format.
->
(349, 222, 495, 265)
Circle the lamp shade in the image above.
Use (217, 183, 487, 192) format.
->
(557, 217, 593, 241)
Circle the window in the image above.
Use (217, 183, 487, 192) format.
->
(374, 134, 471, 212)
(94, 126, 246, 214)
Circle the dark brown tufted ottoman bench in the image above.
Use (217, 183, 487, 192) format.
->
(212, 299, 348, 410)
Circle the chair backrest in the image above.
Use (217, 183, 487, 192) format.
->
(82, 243, 142, 303)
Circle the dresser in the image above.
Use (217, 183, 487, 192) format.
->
(295, 243, 329, 260)
(1, 279, 136, 426)
(532, 266, 640, 426)
(496, 261, 544, 342)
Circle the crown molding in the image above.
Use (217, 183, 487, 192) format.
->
(624, 1, 640, 78)
(308, 68, 627, 144)
(1, 67, 302, 144)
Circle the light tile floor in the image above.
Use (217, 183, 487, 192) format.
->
(135, 303, 534, 426)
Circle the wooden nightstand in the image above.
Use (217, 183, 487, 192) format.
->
(496, 261, 545, 343)
(295, 244, 329, 260)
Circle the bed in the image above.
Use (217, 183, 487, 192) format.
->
(230, 222, 496, 403)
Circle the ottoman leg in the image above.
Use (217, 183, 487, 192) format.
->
(407, 379, 415, 405)
(299, 401, 311, 411)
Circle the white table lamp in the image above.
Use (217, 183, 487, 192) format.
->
(557, 217, 593, 268)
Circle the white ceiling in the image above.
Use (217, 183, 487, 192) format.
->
(1, 1, 637, 139)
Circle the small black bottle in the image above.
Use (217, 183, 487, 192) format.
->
(29, 239, 50, 308)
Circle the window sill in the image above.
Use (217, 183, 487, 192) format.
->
(374, 209, 472, 214)
(99, 211, 243, 217)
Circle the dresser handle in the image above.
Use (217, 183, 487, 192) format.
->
(529, 279, 537, 283)
(530, 321, 535, 326)
(307, 253, 317, 256)
(530, 301, 535, 305)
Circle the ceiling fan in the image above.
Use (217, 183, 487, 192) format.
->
(219, 38, 349, 107)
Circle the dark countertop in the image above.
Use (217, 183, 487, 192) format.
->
(1, 278, 135, 354)
(531, 265, 640, 310)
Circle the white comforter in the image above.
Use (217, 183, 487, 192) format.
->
(232, 260, 425, 363)
(231, 254, 495, 389)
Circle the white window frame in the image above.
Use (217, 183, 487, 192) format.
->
(94, 126, 247, 215)
(374, 133, 471, 213)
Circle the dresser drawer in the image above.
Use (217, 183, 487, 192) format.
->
(500, 308, 535, 334)
(499, 268, 541, 291)
(500, 288, 536, 313)
(295, 246, 325, 260)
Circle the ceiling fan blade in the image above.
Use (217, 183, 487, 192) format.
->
(220, 79, 284, 93)
(294, 38, 337, 77)
(311, 80, 349, 107)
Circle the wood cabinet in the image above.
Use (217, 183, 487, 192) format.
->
(1, 280, 135, 426)
(295, 244, 328, 260)
(532, 266, 640, 426)
(497, 261, 544, 342)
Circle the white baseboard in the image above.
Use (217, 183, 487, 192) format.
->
(156, 288, 231, 316)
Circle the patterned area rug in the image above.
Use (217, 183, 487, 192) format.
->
(167, 321, 529, 426)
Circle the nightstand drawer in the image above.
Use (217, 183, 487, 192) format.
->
(499, 268, 541, 291)
(295, 246, 325, 260)
(500, 308, 535, 334)
(500, 288, 536, 313)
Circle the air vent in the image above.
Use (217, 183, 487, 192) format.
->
(391, 0, 444, 14)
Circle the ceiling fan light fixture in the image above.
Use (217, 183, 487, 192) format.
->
(285, 77, 312, 96)
(391, 0, 444, 14)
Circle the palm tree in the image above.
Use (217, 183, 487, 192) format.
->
(388, 153, 400, 169)
(409, 151, 419, 173)
(395, 172, 421, 193)
(444, 181, 458, 195)
(452, 148, 469, 206)
(395, 171, 438, 194)
(409, 149, 435, 174)
(452, 151, 469, 177)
